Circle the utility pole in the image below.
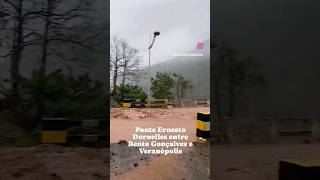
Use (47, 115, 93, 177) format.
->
(147, 31, 160, 99)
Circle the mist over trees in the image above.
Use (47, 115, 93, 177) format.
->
(213, 0, 320, 118)
(150, 72, 193, 102)
(212, 42, 266, 118)
(109, 36, 196, 104)
(150, 72, 175, 99)
(172, 73, 193, 104)
(140, 39, 210, 99)
(0, 0, 107, 130)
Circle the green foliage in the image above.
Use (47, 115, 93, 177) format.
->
(150, 72, 175, 99)
(111, 84, 147, 104)
(116, 84, 147, 100)
(20, 69, 106, 119)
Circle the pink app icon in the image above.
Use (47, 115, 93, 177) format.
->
(197, 42, 204, 49)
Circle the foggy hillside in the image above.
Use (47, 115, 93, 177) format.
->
(214, 0, 320, 117)
(139, 39, 210, 99)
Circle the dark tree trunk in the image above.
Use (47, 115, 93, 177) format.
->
(10, 0, 23, 112)
(120, 70, 126, 100)
(181, 87, 184, 99)
(229, 82, 234, 117)
(113, 61, 118, 97)
(36, 0, 53, 122)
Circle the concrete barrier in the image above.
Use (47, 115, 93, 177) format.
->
(193, 99, 210, 107)
(146, 99, 168, 108)
(214, 117, 320, 144)
(122, 98, 210, 108)
(279, 160, 320, 180)
(196, 112, 210, 139)
(41, 118, 107, 144)
(122, 99, 146, 108)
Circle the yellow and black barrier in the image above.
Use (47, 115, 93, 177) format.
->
(196, 112, 210, 139)
(122, 99, 134, 108)
(279, 160, 320, 180)
(122, 99, 145, 108)
(41, 118, 107, 144)
(42, 118, 68, 144)
(132, 99, 146, 108)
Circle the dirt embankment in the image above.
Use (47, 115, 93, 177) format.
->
(213, 143, 320, 180)
(110, 141, 210, 180)
(0, 145, 108, 180)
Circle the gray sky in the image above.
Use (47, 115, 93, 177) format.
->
(110, 0, 210, 66)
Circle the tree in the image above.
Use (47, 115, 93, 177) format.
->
(0, 0, 100, 110)
(119, 43, 142, 100)
(110, 36, 124, 98)
(212, 43, 265, 118)
(172, 73, 193, 106)
(0, 0, 105, 128)
(35, 0, 101, 122)
(0, 0, 38, 111)
(116, 84, 147, 100)
(110, 36, 143, 100)
(150, 72, 175, 99)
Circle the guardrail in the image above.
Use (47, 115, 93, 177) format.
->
(213, 117, 320, 144)
(122, 98, 210, 108)
(167, 100, 179, 107)
(41, 118, 107, 145)
(122, 99, 146, 108)
(193, 99, 210, 107)
(145, 99, 168, 108)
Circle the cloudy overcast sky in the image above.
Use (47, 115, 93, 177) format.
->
(110, 0, 210, 66)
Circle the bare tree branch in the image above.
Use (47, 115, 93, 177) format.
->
(3, 0, 18, 11)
